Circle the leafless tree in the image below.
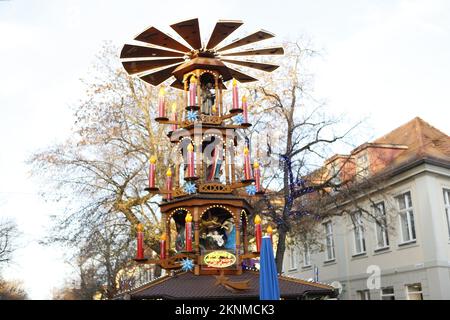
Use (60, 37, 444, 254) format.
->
(0, 278, 28, 300)
(0, 218, 19, 266)
(244, 41, 366, 272)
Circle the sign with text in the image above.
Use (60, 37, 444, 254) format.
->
(203, 250, 237, 269)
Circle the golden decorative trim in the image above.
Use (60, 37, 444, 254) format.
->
(199, 183, 232, 194)
(173, 187, 188, 198)
(200, 114, 222, 125)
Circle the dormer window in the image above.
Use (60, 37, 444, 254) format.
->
(356, 153, 369, 180)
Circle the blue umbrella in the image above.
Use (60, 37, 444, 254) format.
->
(259, 236, 280, 300)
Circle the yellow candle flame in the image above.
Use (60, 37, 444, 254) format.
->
(267, 225, 273, 234)
(171, 102, 177, 113)
(242, 95, 247, 103)
(185, 213, 193, 223)
(137, 223, 143, 232)
(159, 86, 165, 96)
(232, 78, 237, 87)
(150, 155, 157, 164)
(212, 104, 217, 113)
(190, 76, 197, 84)
(160, 233, 167, 241)
(243, 147, 249, 155)
(254, 214, 261, 225)
(253, 160, 259, 169)
(187, 144, 194, 152)
(166, 168, 172, 177)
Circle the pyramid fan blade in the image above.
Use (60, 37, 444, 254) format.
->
(170, 18, 201, 50)
(139, 64, 182, 86)
(120, 44, 184, 59)
(221, 46, 284, 57)
(122, 58, 184, 75)
(206, 20, 243, 49)
(134, 26, 191, 52)
(216, 30, 275, 52)
(222, 59, 279, 72)
(170, 79, 185, 90)
(226, 67, 258, 83)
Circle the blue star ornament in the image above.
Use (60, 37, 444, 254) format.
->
(186, 110, 198, 122)
(184, 182, 197, 194)
(246, 184, 257, 196)
(181, 258, 194, 272)
(233, 114, 244, 125)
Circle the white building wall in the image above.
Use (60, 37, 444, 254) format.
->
(282, 163, 450, 300)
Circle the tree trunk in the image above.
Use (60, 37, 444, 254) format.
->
(275, 228, 287, 273)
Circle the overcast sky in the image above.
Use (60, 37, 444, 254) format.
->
(0, 0, 449, 299)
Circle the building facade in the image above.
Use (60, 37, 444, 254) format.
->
(282, 117, 450, 300)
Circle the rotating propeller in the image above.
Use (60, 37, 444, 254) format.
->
(120, 19, 284, 88)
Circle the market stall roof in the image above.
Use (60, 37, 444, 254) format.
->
(116, 270, 337, 300)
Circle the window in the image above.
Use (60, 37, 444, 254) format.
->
(288, 248, 297, 270)
(303, 243, 311, 267)
(444, 189, 450, 238)
(373, 202, 389, 249)
(352, 212, 366, 255)
(357, 290, 371, 300)
(329, 162, 341, 186)
(381, 287, 395, 300)
(406, 283, 423, 300)
(396, 192, 416, 244)
(324, 222, 335, 261)
(356, 153, 369, 180)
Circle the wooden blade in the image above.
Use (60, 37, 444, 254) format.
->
(120, 44, 184, 59)
(134, 26, 191, 52)
(170, 18, 201, 50)
(122, 58, 184, 75)
(222, 59, 279, 72)
(206, 20, 243, 49)
(216, 30, 275, 52)
(226, 67, 258, 83)
(170, 79, 184, 90)
(220, 46, 284, 57)
(139, 64, 182, 86)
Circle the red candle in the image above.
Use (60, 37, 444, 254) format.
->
(243, 147, 252, 181)
(232, 78, 239, 111)
(242, 95, 248, 123)
(185, 213, 193, 251)
(136, 224, 144, 260)
(158, 87, 166, 118)
(253, 160, 261, 192)
(189, 77, 197, 106)
(186, 143, 195, 178)
(148, 155, 157, 189)
(254, 215, 262, 252)
(171, 103, 178, 131)
(160, 233, 167, 260)
(166, 168, 173, 201)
